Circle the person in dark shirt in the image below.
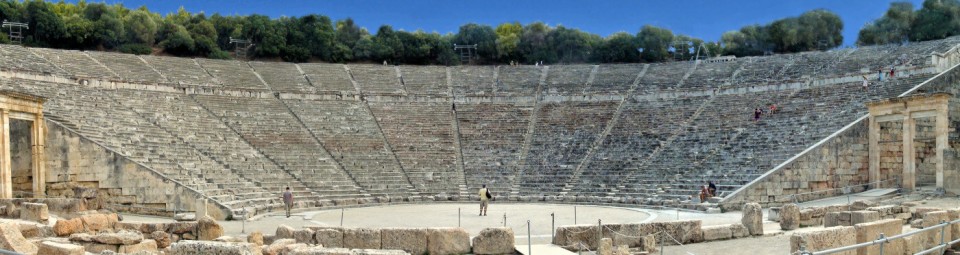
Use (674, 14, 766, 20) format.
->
(708, 181, 717, 197)
(282, 187, 293, 218)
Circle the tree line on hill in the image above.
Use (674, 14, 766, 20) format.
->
(0, 0, 949, 65)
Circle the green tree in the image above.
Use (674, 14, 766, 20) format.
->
(593, 32, 640, 63)
(83, 3, 124, 48)
(518, 22, 553, 63)
(495, 22, 522, 61)
(858, 2, 915, 45)
(637, 25, 673, 62)
(453, 23, 498, 62)
(123, 9, 157, 45)
(25, 0, 66, 46)
(911, 0, 960, 41)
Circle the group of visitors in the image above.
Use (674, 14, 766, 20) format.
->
(753, 104, 776, 121)
(698, 181, 718, 201)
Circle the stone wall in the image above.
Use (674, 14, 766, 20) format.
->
(10, 119, 33, 194)
(41, 121, 232, 219)
(552, 220, 702, 250)
(721, 121, 872, 210)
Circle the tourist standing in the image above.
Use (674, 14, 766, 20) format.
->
(479, 184, 491, 216)
(862, 75, 869, 91)
(282, 187, 294, 218)
(877, 68, 883, 81)
(754, 108, 762, 122)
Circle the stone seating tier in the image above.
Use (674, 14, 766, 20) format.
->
(0, 44, 66, 75)
(141, 56, 218, 86)
(451, 66, 495, 95)
(586, 64, 644, 94)
(299, 63, 357, 92)
(30, 48, 116, 79)
(249, 61, 313, 93)
(196, 59, 267, 90)
(543, 65, 593, 95)
(350, 65, 402, 94)
(86, 52, 168, 84)
(457, 102, 533, 192)
(496, 66, 543, 96)
(399, 66, 448, 95)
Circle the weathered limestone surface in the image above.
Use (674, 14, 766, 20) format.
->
(37, 241, 84, 255)
(19, 202, 48, 223)
(315, 228, 344, 248)
(790, 226, 856, 255)
(380, 228, 427, 255)
(426, 228, 470, 255)
(53, 218, 82, 236)
(471, 228, 514, 254)
(264, 238, 296, 255)
(854, 219, 902, 255)
(248, 231, 264, 246)
(701, 225, 733, 241)
(780, 203, 800, 230)
(344, 228, 381, 249)
(293, 228, 315, 244)
(0, 222, 37, 254)
(276, 225, 295, 239)
(199, 215, 224, 240)
(169, 240, 259, 255)
(742, 203, 763, 235)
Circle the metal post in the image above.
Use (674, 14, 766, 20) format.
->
(458, 208, 461, 227)
(574, 206, 577, 225)
(504, 213, 507, 227)
(551, 212, 555, 242)
(940, 220, 947, 252)
(676, 209, 679, 220)
(659, 232, 664, 255)
(527, 220, 532, 255)
(340, 208, 344, 227)
(597, 219, 602, 248)
(877, 233, 885, 255)
(847, 195, 850, 205)
(241, 208, 247, 234)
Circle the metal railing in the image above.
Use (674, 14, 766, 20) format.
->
(799, 218, 960, 255)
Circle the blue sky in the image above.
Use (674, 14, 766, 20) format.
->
(100, 0, 924, 47)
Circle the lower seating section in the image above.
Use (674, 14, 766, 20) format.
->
(194, 95, 365, 200)
(299, 63, 356, 92)
(586, 64, 643, 94)
(142, 56, 218, 86)
(400, 66, 448, 95)
(30, 48, 116, 79)
(544, 65, 593, 95)
(86, 52, 167, 84)
(573, 96, 705, 196)
(450, 66, 494, 95)
(350, 64, 402, 94)
(640, 61, 692, 91)
(197, 59, 266, 90)
(519, 101, 619, 195)
(285, 99, 412, 197)
(496, 66, 542, 96)
(457, 102, 533, 192)
(0, 78, 275, 209)
(0, 44, 65, 75)
(250, 61, 313, 93)
(111, 89, 314, 205)
(368, 102, 461, 195)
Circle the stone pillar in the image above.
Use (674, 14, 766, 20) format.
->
(196, 198, 208, 218)
(30, 115, 44, 197)
(868, 116, 880, 185)
(0, 109, 10, 199)
(936, 105, 949, 189)
(902, 115, 916, 191)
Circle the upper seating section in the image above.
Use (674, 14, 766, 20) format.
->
(30, 48, 116, 79)
(586, 64, 643, 94)
(544, 65, 593, 95)
(368, 101, 461, 195)
(285, 99, 412, 197)
(400, 66, 448, 95)
(86, 52, 168, 84)
(299, 63, 357, 92)
(141, 56, 218, 86)
(735, 55, 796, 85)
(249, 61, 313, 93)
(0, 45, 65, 75)
(450, 66, 495, 96)
(639, 61, 692, 91)
(350, 65, 403, 94)
(684, 60, 742, 89)
(457, 102, 533, 192)
(785, 50, 844, 79)
(196, 59, 267, 90)
(496, 66, 543, 96)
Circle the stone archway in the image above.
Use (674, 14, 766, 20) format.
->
(0, 90, 45, 198)
(868, 93, 949, 192)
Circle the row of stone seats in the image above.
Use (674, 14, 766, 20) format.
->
(140, 55, 219, 86)
(783, 50, 845, 79)
(450, 66, 495, 95)
(735, 55, 798, 86)
(585, 64, 644, 94)
(683, 60, 742, 90)
(86, 51, 168, 84)
(299, 63, 357, 92)
(284, 99, 414, 197)
(367, 101, 462, 195)
(193, 95, 366, 200)
(0, 44, 66, 75)
(0, 78, 277, 209)
(29, 48, 116, 79)
(518, 101, 619, 196)
(639, 61, 691, 91)
(456, 102, 533, 193)
(835, 44, 905, 75)
(110, 89, 316, 206)
(573, 96, 706, 195)
(249, 61, 312, 93)
(399, 66, 448, 95)
(496, 66, 542, 95)
(196, 59, 266, 90)
(543, 65, 593, 95)
(349, 64, 402, 94)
